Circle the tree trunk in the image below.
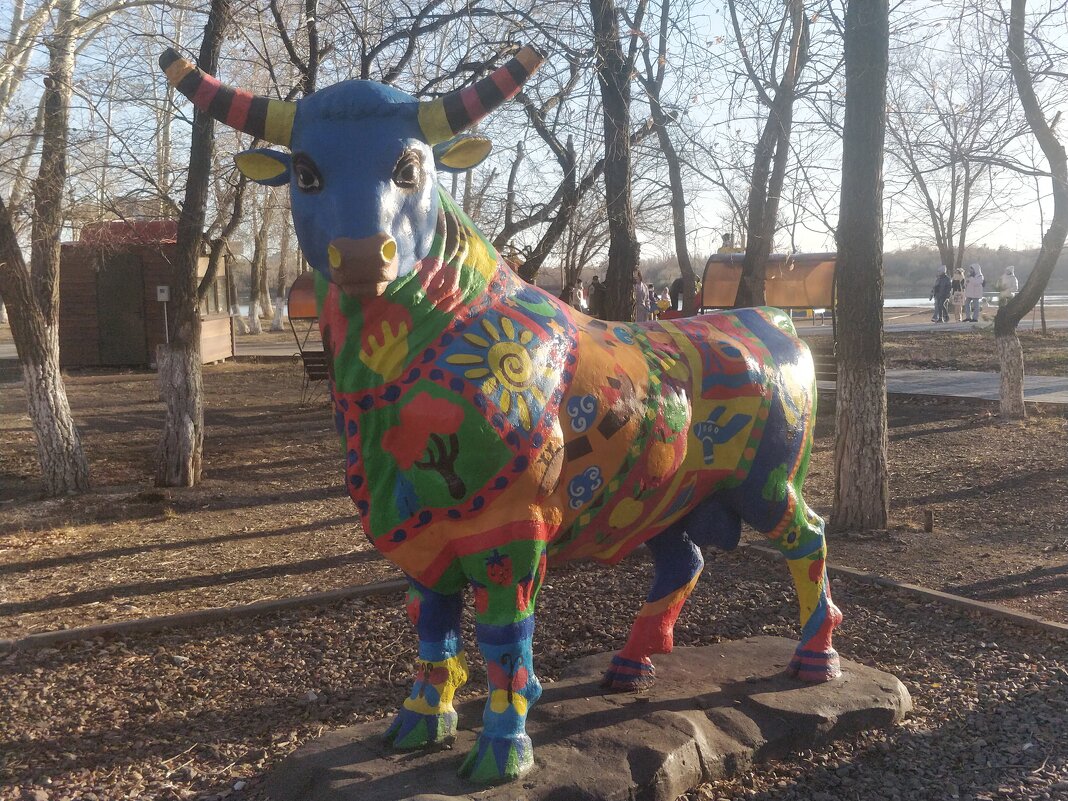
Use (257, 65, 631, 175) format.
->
(832, 0, 889, 533)
(0, 0, 90, 496)
(155, 344, 203, 486)
(995, 333, 1025, 418)
(226, 248, 248, 334)
(156, 0, 230, 487)
(247, 198, 274, 331)
(590, 0, 640, 321)
(271, 214, 290, 331)
(0, 233, 89, 495)
(993, 0, 1068, 419)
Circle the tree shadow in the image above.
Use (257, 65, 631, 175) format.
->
(0, 515, 360, 576)
(911, 466, 1067, 504)
(0, 549, 384, 616)
(947, 563, 1068, 602)
(742, 681, 1066, 800)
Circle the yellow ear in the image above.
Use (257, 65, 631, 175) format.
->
(234, 149, 291, 185)
(438, 137, 492, 169)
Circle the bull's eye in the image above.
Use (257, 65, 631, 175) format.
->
(292, 153, 322, 193)
(392, 150, 421, 190)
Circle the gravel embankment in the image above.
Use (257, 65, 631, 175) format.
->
(2, 550, 1066, 801)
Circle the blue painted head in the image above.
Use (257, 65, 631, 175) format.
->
(160, 47, 544, 298)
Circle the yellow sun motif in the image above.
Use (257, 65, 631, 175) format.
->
(445, 317, 549, 430)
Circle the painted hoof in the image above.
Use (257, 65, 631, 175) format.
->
(384, 706, 458, 749)
(601, 655, 656, 691)
(458, 733, 534, 785)
(787, 647, 842, 682)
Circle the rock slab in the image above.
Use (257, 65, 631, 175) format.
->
(267, 636, 912, 801)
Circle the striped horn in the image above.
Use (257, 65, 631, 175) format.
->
(159, 48, 296, 147)
(418, 45, 545, 144)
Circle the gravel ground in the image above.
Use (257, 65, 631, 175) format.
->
(2, 549, 1066, 801)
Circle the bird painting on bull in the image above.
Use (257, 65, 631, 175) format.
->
(160, 44, 843, 785)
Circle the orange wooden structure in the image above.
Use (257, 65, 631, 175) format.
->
(700, 253, 837, 312)
(287, 271, 328, 404)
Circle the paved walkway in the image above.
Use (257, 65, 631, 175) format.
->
(796, 317, 1067, 336)
(882, 368, 1068, 404)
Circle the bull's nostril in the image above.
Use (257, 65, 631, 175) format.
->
(380, 239, 397, 262)
(328, 244, 341, 269)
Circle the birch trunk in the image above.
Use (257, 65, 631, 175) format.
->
(995, 334, 1026, 418)
(0, 0, 89, 496)
(994, 0, 1068, 419)
(156, 0, 230, 486)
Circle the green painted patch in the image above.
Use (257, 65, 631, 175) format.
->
(358, 379, 512, 535)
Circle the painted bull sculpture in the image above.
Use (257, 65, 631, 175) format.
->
(161, 45, 842, 784)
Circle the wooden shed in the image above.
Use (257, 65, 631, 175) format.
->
(59, 221, 235, 368)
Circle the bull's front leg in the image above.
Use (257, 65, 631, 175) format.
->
(459, 544, 546, 784)
(385, 579, 469, 749)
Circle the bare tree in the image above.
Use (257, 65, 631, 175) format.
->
(729, 0, 810, 307)
(246, 191, 275, 334)
(832, 0, 889, 532)
(0, 0, 89, 496)
(996, 0, 1068, 418)
(155, 0, 231, 487)
(637, 0, 700, 312)
(885, 18, 1024, 274)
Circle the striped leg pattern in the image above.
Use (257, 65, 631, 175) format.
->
(602, 523, 705, 691)
(385, 580, 469, 749)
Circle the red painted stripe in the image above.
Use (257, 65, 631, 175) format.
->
(492, 69, 520, 99)
(193, 74, 221, 110)
(460, 86, 485, 123)
(227, 89, 253, 131)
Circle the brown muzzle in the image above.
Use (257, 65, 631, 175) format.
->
(327, 234, 399, 297)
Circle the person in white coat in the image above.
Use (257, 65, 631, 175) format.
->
(964, 263, 985, 322)
(996, 266, 1019, 306)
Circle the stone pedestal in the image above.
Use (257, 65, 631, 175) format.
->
(267, 636, 912, 801)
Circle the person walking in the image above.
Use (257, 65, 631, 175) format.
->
(996, 266, 1019, 306)
(559, 281, 577, 306)
(669, 276, 685, 311)
(949, 267, 966, 322)
(588, 275, 607, 319)
(964, 263, 985, 322)
(930, 265, 951, 322)
(635, 273, 653, 322)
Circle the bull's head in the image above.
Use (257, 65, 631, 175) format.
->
(160, 47, 544, 297)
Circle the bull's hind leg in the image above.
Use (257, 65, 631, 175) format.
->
(771, 500, 843, 682)
(602, 521, 704, 691)
(384, 578, 469, 749)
